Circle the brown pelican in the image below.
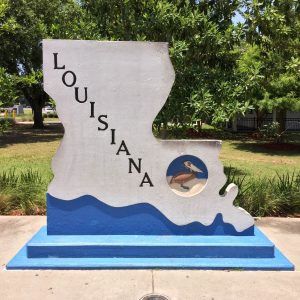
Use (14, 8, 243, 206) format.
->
(170, 161, 204, 190)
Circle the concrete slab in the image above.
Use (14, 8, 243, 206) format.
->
(0, 216, 45, 271)
(153, 270, 300, 300)
(153, 217, 300, 300)
(256, 217, 300, 269)
(0, 217, 152, 300)
(0, 216, 299, 300)
(0, 270, 152, 300)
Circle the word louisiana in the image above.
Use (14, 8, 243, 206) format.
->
(52, 53, 154, 187)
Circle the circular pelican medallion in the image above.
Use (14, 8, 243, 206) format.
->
(166, 155, 208, 197)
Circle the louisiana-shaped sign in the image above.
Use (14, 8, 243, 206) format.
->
(43, 40, 254, 235)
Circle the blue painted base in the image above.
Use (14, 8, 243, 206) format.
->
(7, 226, 294, 270)
(47, 194, 254, 236)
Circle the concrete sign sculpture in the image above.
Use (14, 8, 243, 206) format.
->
(7, 40, 294, 270)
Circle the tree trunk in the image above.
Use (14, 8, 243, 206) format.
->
(22, 83, 47, 129)
(197, 120, 202, 132)
(27, 97, 45, 129)
(256, 110, 266, 129)
(32, 104, 44, 129)
(232, 116, 237, 132)
(272, 109, 276, 122)
(277, 109, 286, 133)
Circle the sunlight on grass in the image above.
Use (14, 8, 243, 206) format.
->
(0, 123, 299, 215)
(1, 125, 299, 183)
(220, 140, 300, 178)
(0, 124, 62, 182)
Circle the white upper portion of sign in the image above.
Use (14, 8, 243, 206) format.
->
(43, 39, 254, 232)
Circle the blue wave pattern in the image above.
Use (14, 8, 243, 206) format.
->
(47, 194, 254, 236)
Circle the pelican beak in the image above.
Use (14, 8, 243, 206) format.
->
(190, 164, 203, 173)
(184, 161, 203, 173)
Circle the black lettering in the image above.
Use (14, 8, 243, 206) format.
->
(90, 102, 95, 118)
(111, 129, 116, 144)
(116, 140, 130, 155)
(53, 53, 65, 69)
(139, 172, 154, 187)
(129, 158, 142, 173)
(98, 115, 108, 131)
(75, 87, 88, 103)
(62, 71, 76, 87)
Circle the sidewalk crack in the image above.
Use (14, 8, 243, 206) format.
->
(151, 269, 154, 293)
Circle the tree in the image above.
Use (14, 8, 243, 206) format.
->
(4, 0, 297, 134)
(242, 0, 300, 131)
(0, 67, 19, 108)
(0, 0, 98, 128)
(82, 0, 247, 131)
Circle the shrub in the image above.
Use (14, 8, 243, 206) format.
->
(0, 166, 299, 217)
(0, 118, 14, 134)
(0, 169, 46, 215)
(258, 121, 290, 143)
(223, 167, 300, 216)
(259, 122, 280, 141)
(43, 112, 58, 119)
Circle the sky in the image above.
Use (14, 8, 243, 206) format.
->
(232, 10, 245, 25)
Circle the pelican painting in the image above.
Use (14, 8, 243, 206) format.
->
(170, 161, 203, 190)
(167, 155, 208, 197)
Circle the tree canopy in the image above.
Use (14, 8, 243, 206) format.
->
(0, 0, 96, 127)
(0, 0, 299, 130)
(242, 0, 300, 129)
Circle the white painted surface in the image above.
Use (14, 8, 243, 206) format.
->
(43, 40, 254, 231)
(167, 177, 207, 197)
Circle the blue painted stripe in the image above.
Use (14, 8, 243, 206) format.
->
(7, 226, 294, 270)
(28, 227, 270, 245)
(47, 194, 254, 236)
(28, 245, 274, 259)
(7, 246, 294, 271)
(27, 226, 273, 259)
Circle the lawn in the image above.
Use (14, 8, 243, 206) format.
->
(1, 123, 299, 182)
(14, 108, 60, 123)
(221, 139, 300, 178)
(0, 124, 62, 182)
(0, 123, 299, 216)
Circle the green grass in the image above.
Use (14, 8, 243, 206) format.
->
(15, 108, 60, 123)
(223, 167, 300, 216)
(0, 169, 47, 215)
(221, 139, 300, 178)
(0, 124, 62, 182)
(0, 124, 61, 215)
(0, 123, 299, 215)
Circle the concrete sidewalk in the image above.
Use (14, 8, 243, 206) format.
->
(0, 217, 299, 300)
